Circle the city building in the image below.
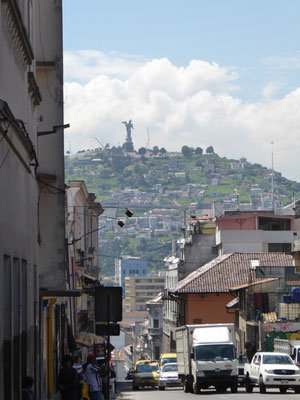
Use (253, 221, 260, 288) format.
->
(124, 275, 165, 311)
(216, 212, 298, 254)
(115, 256, 147, 294)
(0, 1, 70, 398)
(146, 294, 163, 360)
(66, 181, 103, 333)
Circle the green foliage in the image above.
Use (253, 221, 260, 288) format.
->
(181, 145, 192, 158)
(206, 146, 214, 154)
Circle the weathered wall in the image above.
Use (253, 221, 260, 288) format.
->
(186, 293, 235, 325)
(179, 234, 216, 280)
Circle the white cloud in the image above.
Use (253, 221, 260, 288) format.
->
(64, 54, 300, 179)
(261, 82, 279, 99)
(64, 50, 146, 82)
(263, 52, 300, 72)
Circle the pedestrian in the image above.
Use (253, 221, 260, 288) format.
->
(58, 354, 78, 400)
(73, 355, 84, 399)
(84, 353, 104, 400)
(22, 376, 36, 400)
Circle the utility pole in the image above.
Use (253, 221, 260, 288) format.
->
(271, 140, 274, 212)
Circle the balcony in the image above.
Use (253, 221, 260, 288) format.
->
(148, 327, 162, 336)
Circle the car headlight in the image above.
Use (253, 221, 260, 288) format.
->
(264, 369, 274, 374)
(295, 369, 300, 375)
(196, 370, 205, 376)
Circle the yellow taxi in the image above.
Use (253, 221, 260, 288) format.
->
(132, 361, 160, 390)
(159, 353, 177, 368)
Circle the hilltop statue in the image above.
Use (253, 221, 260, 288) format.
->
(122, 120, 134, 152)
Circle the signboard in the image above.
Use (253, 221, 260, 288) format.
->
(95, 286, 122, 322)
(285, 266, 300, 286)
(255, 266, 285, 279)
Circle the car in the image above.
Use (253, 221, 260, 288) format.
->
(244, 352, 300, 394)
(238, 354, 248, 386)
(132, 361, 160, 390)
(159, 353, 177, 369)
(158, 362, 182, 390)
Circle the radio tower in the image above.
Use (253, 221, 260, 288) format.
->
(146, 128, 151, 150)
(271, 140, 274, 211)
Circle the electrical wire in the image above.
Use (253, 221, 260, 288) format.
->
(0, 129, 13, 169)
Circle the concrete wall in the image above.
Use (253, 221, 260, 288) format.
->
(185, 293, 235, 325)
(217, 229, 297, 254)
(179, 234, 216, 280)
(0, 1, 41, 398)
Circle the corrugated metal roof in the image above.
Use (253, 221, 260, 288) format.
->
(170, 253, 293, 294)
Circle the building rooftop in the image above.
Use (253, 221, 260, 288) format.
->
(170, 252, 293, 294)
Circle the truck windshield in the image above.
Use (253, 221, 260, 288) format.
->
(195, 344, 235, 361)
(263, 355, 293, 365)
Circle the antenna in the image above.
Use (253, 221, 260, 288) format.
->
(146, 128, 151, 150)
(95, 137, 105, 149)
(68, 141, 72, 155)
(271, 140, 274, 211)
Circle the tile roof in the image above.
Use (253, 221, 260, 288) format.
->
(170, 252, 293, 294)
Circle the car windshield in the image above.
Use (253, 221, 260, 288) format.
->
(195, 344, 235, 361)
(162, 357, 177, 365)
(162, 364, 177, 372)
(263, 355, 294, 365)
(137, 364, 158, 373)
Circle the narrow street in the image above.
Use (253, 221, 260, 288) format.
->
(118, 382, 300, 400)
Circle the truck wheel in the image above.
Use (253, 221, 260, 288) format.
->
(158, 386, 165, 391)
(216, 385, 226, 393)
(295, 386, 300, 394)
(259, 377, 266, 394)
(279, 387, 287, 394)
(230, 385, 238, 393)
(245, 376, 253, 393)
(184, 380, 191, 393)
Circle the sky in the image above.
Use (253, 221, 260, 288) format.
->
(63, 1, 300, 180)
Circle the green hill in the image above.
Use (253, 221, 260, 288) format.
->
(65, 147, 300, 275)
(65, 147, 300, 207)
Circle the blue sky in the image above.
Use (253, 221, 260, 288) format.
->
(63, 0, 300, 99)
(63, 1, 300, 178)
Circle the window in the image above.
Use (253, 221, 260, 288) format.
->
(259, 217, 291, 231)
(268, 243, 291, 252)
(153, 319, 159, 328)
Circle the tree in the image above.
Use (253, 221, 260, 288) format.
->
(206, 146, 214, 154)
(138, 147, 147, 155)
(160, 147, 167, 154)
(195, 147, 203, 155)
(152, 146, 159, 155)
(181, 145, 192, 158)
(140, 154, 147, 163)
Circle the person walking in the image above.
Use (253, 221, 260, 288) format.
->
(22, 376, 36, 400)
(84, 353, 104, 400)
(58, 355, 78, 400)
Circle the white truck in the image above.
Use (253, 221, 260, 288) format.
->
(175, 324, 238, 394)
(274, 338, 300, 365)
(244, 352, 300, 393)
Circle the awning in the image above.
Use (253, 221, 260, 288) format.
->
(75, 332, 104, 347)
(226, 297, 239, 309)
(40, 288, 82, 297)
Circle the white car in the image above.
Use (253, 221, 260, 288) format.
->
(158, 363, 182, 390)
(244, 352, 300, 394)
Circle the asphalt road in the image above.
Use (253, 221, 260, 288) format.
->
(118, 382, 300, 400)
